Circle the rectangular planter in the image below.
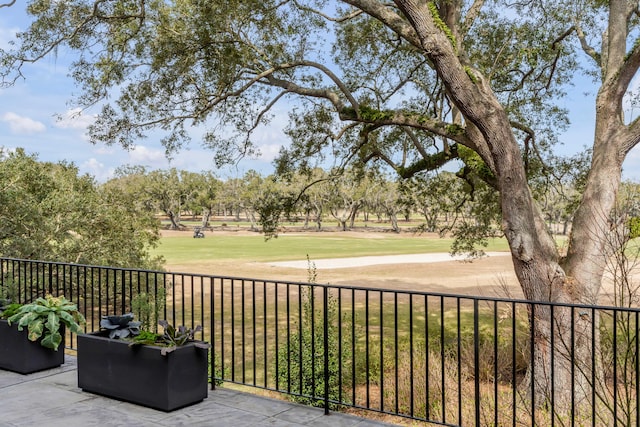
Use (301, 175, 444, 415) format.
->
(77, 331, 209, 411)
(0, 319, 65, 374)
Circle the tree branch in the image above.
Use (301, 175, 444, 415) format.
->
(262, 60, 357, 111)
(462, 0, 485, 31)
(394, 144, 460, 179)
(615, 37, 640, 100)
(622, 116, 640, 156)
(292, 0, 364, 22)
(574, 20, 601, 66)
(342, 0, 423, 49)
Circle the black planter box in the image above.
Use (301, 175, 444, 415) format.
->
(77, 331, 209, 411)
(0, 319, 65, 374)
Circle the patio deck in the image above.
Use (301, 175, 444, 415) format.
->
(0, 356, 397, 427)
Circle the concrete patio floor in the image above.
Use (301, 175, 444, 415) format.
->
(0, 356, 398, 427)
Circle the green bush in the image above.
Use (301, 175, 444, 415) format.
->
(131, 287, 166, 332)
(277, 286, 352, 408)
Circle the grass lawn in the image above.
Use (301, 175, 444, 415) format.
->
(151, 232, 510, 265)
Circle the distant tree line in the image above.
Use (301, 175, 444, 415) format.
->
(108, 161, 640, 255)
(2, 149, 638, 269)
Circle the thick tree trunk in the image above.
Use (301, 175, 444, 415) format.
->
(201, 208, 211, 228)
(389, 213, 399, 232)
(303, 211, 310, 229)
(388, 0, 640, 416)
(167, 211, 180, 230)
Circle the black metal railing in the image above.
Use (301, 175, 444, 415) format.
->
(1, 257, 638, 426)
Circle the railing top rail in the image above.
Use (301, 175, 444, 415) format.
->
(1, 256, 636, 313)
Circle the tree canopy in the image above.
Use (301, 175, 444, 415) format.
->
(0, 149, 162, 268)
(2, 0, 638, 295)
(3, 0, 640, 405)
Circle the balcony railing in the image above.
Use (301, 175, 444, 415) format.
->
(1, 257, 638, 426)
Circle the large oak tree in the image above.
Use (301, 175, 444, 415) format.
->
(3, 0, 640, 410)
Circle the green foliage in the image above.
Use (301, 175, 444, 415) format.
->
(131, 287, 166, 332)
(0, 149, 162, 269)
(276, 261, 352, 408)
(427, 1, 457, 52)
(251, 177, 297, 240)
(356, 105, 395, 121)
(128, 330, 159, 345)
(457, 145, 495, 184)
(0, 0, 590, 278)
(0, 303, 20, 319)
(464, 65, 478, 83)
(444, 124, 465, 136)
(0, 280, 18, 305)
(7, 295, 85, 350)
(629, 217, 640, 240)
(157, 320, 202, 348)
(208, 351, 225, 386)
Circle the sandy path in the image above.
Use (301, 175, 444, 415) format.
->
(268, 251, 510, 269)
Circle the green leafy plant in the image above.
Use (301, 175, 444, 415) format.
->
(7, 295, 85, 350)
(131, 330, 159, 343)
(0, 303, 21, 319)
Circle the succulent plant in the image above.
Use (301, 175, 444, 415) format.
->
(129, 320, 209, 355)
(100, 312, 141, 339)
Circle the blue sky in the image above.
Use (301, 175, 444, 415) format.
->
(0, 7, 639, 183)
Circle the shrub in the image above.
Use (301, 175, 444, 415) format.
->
(276, 260, 352, 408)
(277, 287, 351, 408)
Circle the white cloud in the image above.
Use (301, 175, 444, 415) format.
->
(257, 143, 282, 162)
(1, 112, 46, 134)
(55, 108, 96, 131)
(128, 145, 168, 166)
(94, 146, 115, 155)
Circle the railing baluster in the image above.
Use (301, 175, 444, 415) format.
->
(380, 291, 384, 413)
(262, 281, 267, 389)
(474, 299, 480, 427)
(365, 289, 370, 409)
(252, 280, 257, 387)
(286, 282, 291, 393)
(210, 276, 216, 389)
(4, 257, 640, 427)
(323, 286, 329, 415)
(551, 304, 556, 427)
(493, 300, 499, 426)
(241, 279, 246, 384)
(614, 309, 618, 427)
